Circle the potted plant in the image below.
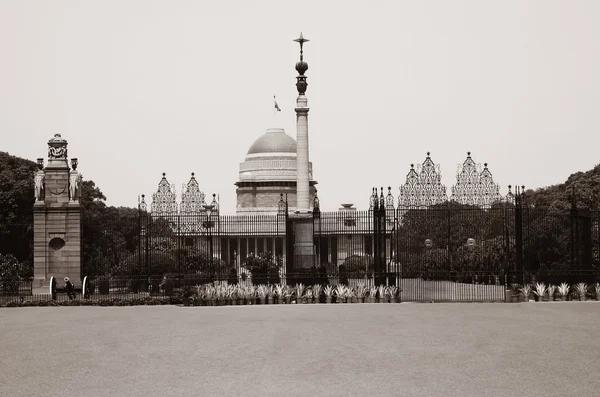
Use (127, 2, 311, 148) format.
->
(274, 284, 285, 304)
(355, 284, 367, 303)
(212, 286, 220, 306)
(295, 284, 305, 304)
(519, 284, 531, 302)
(194, 285, 204, 306)
(204, 286, 214, 306)
(574, 283, 588, 301)
(547, 284, 557, 302)
(334, 285, 346, 303)
(230, 286, 238, 305)
(346, 287, 357, 303)
(368, 286, 377, 303)
(312, 284, 322, 304)
(303, 288, 313, 304)
(247, 285, 256, 305)
(378, 285, 387, 303)
(595, 283, 600, 301)
(323, 285, 334, 304)
(388, 286, 399, 303)
(239, 287, 248, 305)
(558, 283, 570, 301)
(283, 286, 293, 304)
(236, 286, 244, 305)
(533, 282, 547, 302)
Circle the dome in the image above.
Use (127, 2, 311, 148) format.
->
(247, 128, 297, 156)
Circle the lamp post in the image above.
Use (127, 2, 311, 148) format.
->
(203, 203, 215, 282)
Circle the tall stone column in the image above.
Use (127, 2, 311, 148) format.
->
(291, 33, 315, 269)
(33, 134, 82, 292)
(295, 96, 310, 212)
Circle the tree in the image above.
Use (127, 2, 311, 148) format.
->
(0, 152, 37, 224)
(525, 163, 600, 210)
(393, 202, 511, 275)
(242, 251, 282, 285)
(0, 253, 21, 294)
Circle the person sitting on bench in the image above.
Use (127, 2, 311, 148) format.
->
(64, 277, 75, 300)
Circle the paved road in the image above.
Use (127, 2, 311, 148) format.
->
(1, 303, 599, 397)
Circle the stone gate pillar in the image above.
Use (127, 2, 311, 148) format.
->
(33, 133, 82, 292)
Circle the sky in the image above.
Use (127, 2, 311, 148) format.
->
(1, 1, 599, 213)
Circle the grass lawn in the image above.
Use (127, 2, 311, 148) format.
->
(1, 303, 599, 397)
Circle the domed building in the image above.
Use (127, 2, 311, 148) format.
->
(235, 128, 317, 215)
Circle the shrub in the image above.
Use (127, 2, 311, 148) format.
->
(115, 250, 178, 276)
(1, 296, 182, 308)
(0, 253, 22, 295)
(343, 255, 374, 278)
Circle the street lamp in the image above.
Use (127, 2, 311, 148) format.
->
(203, 201, 215, 282)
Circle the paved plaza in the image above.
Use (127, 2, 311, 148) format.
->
(1, 303, 599, 397)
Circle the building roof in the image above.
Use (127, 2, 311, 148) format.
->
(246, 128, 297, 156)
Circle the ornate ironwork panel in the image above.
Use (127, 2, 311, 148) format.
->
(151, 173, 178, 215)
(450, 152, 502, 207)
(180, 173, 206, 214)
(398, 152, 447, 209)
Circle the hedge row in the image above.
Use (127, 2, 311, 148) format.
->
(1, 296, 183, 308)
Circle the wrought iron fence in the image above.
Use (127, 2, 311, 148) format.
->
(1, 196, 599, 304)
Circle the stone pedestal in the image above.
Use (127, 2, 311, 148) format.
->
(32, 134, 82, 293)
(290, 212, 315, 269)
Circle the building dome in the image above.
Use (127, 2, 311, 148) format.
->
(235, 127, 316, 215)
(246, 128, 297, 156)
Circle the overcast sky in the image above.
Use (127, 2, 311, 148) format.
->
(1, 1, 599, 213)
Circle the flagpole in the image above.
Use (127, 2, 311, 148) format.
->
(273, 94, 276, 117)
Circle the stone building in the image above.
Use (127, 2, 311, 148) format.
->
(235, 127, 317, 215)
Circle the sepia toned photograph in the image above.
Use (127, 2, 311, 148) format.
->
(1, 1, 599, 396)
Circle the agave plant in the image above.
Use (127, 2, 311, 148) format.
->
(205, 285, 215, 299)
(354, 283, 367, 298)
(547, 284, 557, 301)
(388, 286, 399, 301)
(283, 285, 293, 298)
(558, 282, 570, 300)
(346, 287, 356, 303)
(274, 284, 285, 299)
(365, 286, 376, 301)
(295, 283, 305, 301)
(312, 284, 322, 300)
(533, 282, 547, 301)
(256, 285, 268, 299)
(519, 284, 531, 301)
(377, 285, 387, 302)
(323, 285, 334, 298)
(334, 284, 347, 302)
(266, 285, 274, 299)
(246, 285, 256, 303)
(574, 283, 588, 300)
(196, 285, 205, 299)
(303, 288, 313, 303)
(595, 283, 600, 301)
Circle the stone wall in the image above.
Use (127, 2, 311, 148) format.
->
(236, 184, 316, 214)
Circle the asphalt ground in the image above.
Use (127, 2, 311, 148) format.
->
(1, 302, 599, 397)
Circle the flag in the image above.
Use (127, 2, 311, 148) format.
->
(274, 96, 281, 112)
